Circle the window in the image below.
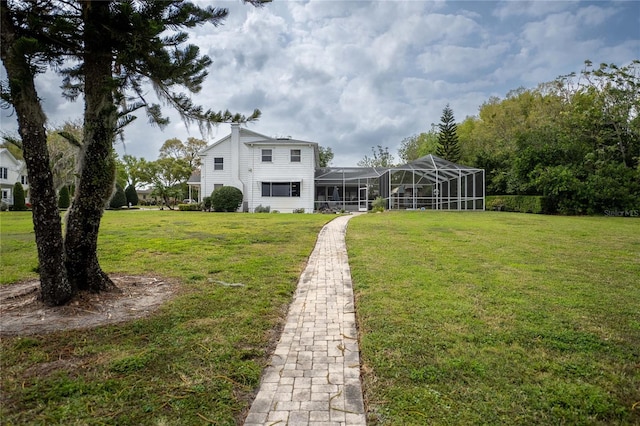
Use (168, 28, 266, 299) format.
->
(0, 167, 7, 180)
(290, 149, 301, 162)
(21, 175, 28, 185)
(213, 184, 223, 191)
(262, 149, 272, 162)
(1, 190, 8, 200)
(214, 157, 224, 170)
(261, 182, 300, 197)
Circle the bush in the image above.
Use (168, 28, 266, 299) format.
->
(371, 197, 386, 213)
(109, 183, 127, 209)
(58, 186, 71, 209)
(254, 204, 270, 213)
(125, 185, 139, 207)
(210, 186, 243, 212)
(486, 195, 547, 214)
(178, 203, 200, 211)
(12, 182, 27, 211)
(202, 196, 212, 211)
(293, 208, 305, 214)
(0, 201, 8, 211)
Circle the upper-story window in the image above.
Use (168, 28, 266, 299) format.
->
(21, 175, 28, 185)
(262, 149, 272, 162)
(0, 167, 7, 180)
(290, 149, 301, 162)
(214, 157, 224, 170)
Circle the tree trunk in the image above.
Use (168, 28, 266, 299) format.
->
(64, 1, 116, 293)
(0, 5, 73, 305)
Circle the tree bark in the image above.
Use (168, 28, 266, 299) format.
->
(64, 1, 116, 293)
(0, 4, 73, 305)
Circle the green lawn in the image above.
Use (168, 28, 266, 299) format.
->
(347, 211, 640, 425)
(2, 210, 639, 425)
(0, 210, 332, 425)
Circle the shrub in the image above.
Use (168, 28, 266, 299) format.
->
(178, 203, 200, 211)
(125, 185, 139, 207)
(254, 205, 270, 213)
(371, 197, 386, 213)
(486, 195, 547, 214)
(0, 201, 8, 211)
(210, 186, 243, 212)
(109, 183, 127, 209)
(58, 186, 71, 209)
(202, 196, 212, 211)
(12, 182, 27, 211)
(293, 208, 305, 214)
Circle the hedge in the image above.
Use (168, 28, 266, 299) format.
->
(178, 203, 201, 211)
(486, 195, 549, 214)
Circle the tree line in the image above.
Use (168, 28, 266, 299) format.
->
(391, 60, 639, 215)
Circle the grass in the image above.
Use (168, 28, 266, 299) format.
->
(0, 210, 332, 425)
(347, 211, 640, 425)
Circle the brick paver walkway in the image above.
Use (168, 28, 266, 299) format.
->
(244, 214, 367, 425)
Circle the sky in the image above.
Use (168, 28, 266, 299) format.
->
(1, 0, 639, 167)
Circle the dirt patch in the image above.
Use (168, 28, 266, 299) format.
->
(0, 275, 178, 336)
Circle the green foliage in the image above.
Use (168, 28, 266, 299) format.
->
(371, 197, 386, 212)
(358, 145, 395, 167)
(124, 184, 138, 207)
(318, 146, 334, 167)
(486, 195, 547, 213)
(210, 186, 243, 212)
(109, 183, 127, 209)
(398, 130, 438, 163)
(177, 203, 200, 211)
(293, 208, 305, 214)
(459, 60, 640, 213)
(254, 204, 270, 213)
(12, 182, 26, 211)
(58, 186, 70, 209)
(436, 104, 461, 163)
(202, 196, 212, 211)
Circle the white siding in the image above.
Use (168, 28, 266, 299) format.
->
(199, 126, 317, 213)
(200, 137, 233, 198)
(247, 144, 315, 213)
(0, 149, 29, 205)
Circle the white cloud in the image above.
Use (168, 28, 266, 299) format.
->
(1, 0, 637, 167)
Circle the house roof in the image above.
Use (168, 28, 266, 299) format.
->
(0, 148, 23, 168)
(187, 170, 201, 184)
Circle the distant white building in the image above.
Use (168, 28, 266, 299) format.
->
(0, 148, 29, 206)
(199, 124, 318, 213)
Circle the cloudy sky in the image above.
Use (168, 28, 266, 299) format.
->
(1, 0, 639, 166)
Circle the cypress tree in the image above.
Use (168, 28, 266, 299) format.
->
(58, 186, 70, 209)
(125, 184, 138, 207)
(12, 182, 26, 211)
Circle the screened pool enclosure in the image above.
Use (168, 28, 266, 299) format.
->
(314, 155, 485, 212)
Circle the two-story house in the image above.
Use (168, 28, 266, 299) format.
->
(0, 148, 29, 206)
(199, 123, 318, 213)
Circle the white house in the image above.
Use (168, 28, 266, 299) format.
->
(199, 124, 318, 213)
(0, 148, 29, 206)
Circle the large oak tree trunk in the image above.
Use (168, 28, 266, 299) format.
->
(64, 1, 116, 293)
(0, 5, 73, 306)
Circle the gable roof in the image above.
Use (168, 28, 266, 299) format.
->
(0, 148, 23, 168)
(199, 126, 274, 156)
